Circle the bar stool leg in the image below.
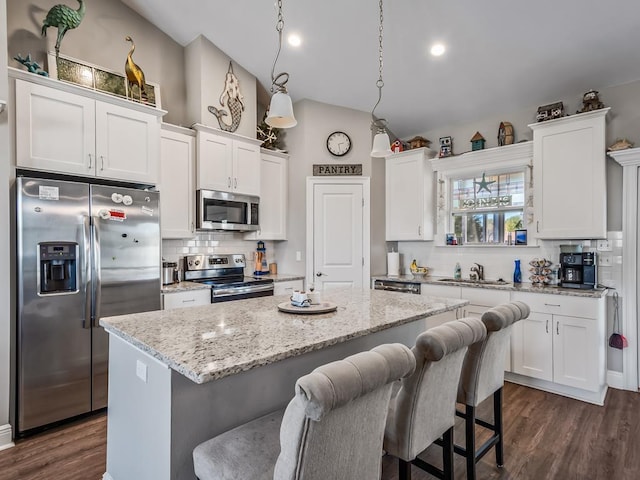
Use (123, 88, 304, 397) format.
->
(465, 404, 476, 480)
(494, 387, 504, 467)
(443, 427, 454, 480)
(399, 458, 412, 480)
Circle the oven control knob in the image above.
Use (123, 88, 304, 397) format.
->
(194, 259, 201, 266)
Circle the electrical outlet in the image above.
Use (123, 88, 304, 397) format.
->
(598, 254, 612, 267)
(596, 240, 612, 251)
(296, 251, 302, 261)
(136, 360, 148, 383)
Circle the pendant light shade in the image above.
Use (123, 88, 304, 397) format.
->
(266, 91, 297, 128)
(266, 0, 296, 129)
(371, 130, 392, 157)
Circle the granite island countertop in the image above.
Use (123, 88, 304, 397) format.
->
(371, 274, 607, 298)
(100, 288, 467, 384)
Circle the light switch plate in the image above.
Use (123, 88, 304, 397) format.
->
(136, 360, 148, 383)
(597, 240, 612, 251)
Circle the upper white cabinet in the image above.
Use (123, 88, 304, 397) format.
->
(13, 72, 164, 184)
(251, 150, 288, 240)
(385, 148, 436, 241)
(529, 108, 609, 239)
(193, 123, 261, 196)
(159, 124, 195, 238)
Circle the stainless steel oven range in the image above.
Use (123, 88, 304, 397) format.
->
(184, 254, 274, 302)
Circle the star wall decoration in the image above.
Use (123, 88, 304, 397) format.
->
(474, 172, 496, 194)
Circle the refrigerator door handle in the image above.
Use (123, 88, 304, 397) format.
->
(83, 215, 92, 329)
(92, 217, 102, 327)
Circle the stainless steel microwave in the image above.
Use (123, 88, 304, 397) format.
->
(196, 190, 259, 231)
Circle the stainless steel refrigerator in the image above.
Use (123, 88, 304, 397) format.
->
(16, 176, 161, 434)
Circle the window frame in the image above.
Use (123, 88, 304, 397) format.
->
(431, 142, 534, 247)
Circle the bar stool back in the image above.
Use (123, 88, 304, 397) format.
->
(455, 301, 530, 480)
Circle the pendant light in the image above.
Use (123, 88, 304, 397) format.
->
(265, 0, 297, 128)
(370, 0, 392, 157)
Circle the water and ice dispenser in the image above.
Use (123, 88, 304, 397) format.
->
(38, 242, 78, 294)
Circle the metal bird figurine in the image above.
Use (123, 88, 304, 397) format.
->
(41, 0, 86, 58)
(124, 35, 147, 103)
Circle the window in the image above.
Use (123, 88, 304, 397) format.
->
(451, 170, 525, 244)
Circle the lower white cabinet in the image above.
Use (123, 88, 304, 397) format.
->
(510, 292, 605, 395)
(159, 125, 195, 238)
(274, 280, 304, 296)
(163, 289, 210, 310)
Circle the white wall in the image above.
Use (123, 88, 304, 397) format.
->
(7, 0, 187, 125)
(184, 35, 257, 138)
(0, 0, 12, 449)
(273, 99, 386, 277)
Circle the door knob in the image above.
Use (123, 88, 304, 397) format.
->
(316, 272, 323, 277)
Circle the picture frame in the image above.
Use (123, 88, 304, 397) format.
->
(47, 52, 161, 109)
(515, 229, 528, 245)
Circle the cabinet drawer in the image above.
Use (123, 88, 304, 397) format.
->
(421, 284, 461, 298)
(163, 289, 210, 310)
(460, 287, 510, 307)
(511, 291, 604, 319)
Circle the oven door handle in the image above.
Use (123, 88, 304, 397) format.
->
(212, 283, 274, 298)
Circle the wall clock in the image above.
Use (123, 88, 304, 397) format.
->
(326, 131, 352, 157)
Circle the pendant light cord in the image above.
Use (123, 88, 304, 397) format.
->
(371, 0, 387, 130)
(270, 0, 289, 94)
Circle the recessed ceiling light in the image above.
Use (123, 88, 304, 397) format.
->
(430, 43, 446, 56)
(288, 34, 302, 47)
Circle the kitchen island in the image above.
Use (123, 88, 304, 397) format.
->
(100, 288, 466, 480)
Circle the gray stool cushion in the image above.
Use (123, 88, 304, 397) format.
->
(457, 301, 530, 406)
(193, 343, 416, 480)
(384, 318, 487, 461)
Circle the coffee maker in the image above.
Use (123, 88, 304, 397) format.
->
(559, 251, 597, 289)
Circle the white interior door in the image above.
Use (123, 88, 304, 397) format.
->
(309, 181, 368, 290)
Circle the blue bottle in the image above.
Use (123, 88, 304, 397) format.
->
(513, 259, 522, 284)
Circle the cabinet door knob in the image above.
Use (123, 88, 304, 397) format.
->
(228, 177, 231, 188)
(100, 156, 105, 171)
(546, 319, 549, 333)
(556, 321, 560, 335)
(88, 154, 93, 169)
(234, 177, 238, 189)
(418, 225, 421, 236)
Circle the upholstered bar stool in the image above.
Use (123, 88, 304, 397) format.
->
(384, 318, 488, 480)
(455, 301, 530, 480)
(192, 342, 416, 480)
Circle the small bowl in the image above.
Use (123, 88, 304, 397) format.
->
(412, 272, 429, 280)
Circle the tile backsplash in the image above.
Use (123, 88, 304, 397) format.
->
(162, 232, 275, 274)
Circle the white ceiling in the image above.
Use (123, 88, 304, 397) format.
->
(122, 0, 640, 138)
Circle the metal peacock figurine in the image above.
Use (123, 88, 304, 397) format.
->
(124, 36, 147, 103)
(41, 0, 86, 58)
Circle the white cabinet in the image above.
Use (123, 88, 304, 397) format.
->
(274, 279, 304, 296)
(163, 289, 210, 310)
(194, 123, 261, 196)
(14, 76, 162, 184)
(385, 148, 436, 241)
(530, 108, 609, 239)
(251, 150, 288, 240)
(159, 124, 195, 238)
(511, 292, 605, 394)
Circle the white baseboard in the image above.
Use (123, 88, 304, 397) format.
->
(0, 423, 14, 451)
(607, 370, 625, 390)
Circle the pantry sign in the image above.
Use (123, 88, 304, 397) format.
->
(313, 164, 362, 176)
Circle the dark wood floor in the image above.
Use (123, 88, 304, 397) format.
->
(1, 382, 639, 480)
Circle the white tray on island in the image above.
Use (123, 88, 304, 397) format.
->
(277, 301, 338, 314)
